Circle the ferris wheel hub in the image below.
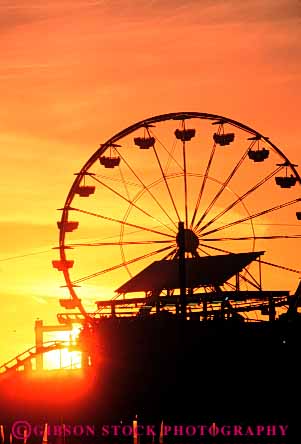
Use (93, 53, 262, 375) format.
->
(176, 228, 199, 254)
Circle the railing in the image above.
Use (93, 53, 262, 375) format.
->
(57, 295, 290, 324)
(0, 340, 78, 375)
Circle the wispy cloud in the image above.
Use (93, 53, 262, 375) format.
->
(1, 0, 299, 32)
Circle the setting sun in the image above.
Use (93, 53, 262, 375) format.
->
(42, 327, 82, 370)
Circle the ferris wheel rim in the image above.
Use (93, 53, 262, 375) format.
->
(56, 111, 301, 318)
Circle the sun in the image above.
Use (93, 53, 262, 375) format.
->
(43, 326, 82, 370)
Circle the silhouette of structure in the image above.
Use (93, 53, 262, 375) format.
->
(1, 112, 301, 441)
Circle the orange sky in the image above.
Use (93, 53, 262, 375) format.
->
(0, 0, 301, 365)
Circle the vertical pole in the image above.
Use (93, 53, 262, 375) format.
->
(175, 299, 180, 316)
(178, 221, 187, 320)
(35, 319, 43, 371)
(220, 301, 225, 320)
(259, 257, 262, 292)
(203, 300, 208, 321)
(235, 273, 240, 291)
(269, 293, 276, 322)
(111, 303, 116, 318)
(156, 295, 160, 314)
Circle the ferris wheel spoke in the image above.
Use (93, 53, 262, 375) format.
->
(202, 234, 301, 241)
(152, 143, 181, 223)
(198, 166, 283, 234)
(114, 147, 178, 229)
(148, 128, 184, 172)
(237, 273, 260, 290)
(71, 244, 176, 285)
(118, 163, 131, 201)
(200, 242, 301, 275)
(200, 197, 301, 238)
(194, 143, 254, 230)
(65, 240, 174, 247)
(199, 242, 242, 255)
(190, 141, 217, 229)
(162, 248, 178, 260)
(69, 207, 175, 239)
(163, 138, 178, 174)
(243, 267, 261, 290)
(257, 259, 301, 274)
(95, 173, 141, 189)
(197, 246, 212, 256)
(91, 175, 177, 235)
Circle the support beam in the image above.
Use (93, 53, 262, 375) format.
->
(269, 294, 276, 321)
(178, 221, 187, 320)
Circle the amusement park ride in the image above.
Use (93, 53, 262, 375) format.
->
(1, 112, 301, 433)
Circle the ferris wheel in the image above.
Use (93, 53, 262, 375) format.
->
(53, 112, 301, 321)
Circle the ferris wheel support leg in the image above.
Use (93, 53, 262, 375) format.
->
(268, 295, 276, 321)
(178, 222, 187, 320)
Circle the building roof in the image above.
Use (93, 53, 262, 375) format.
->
(116, 251, 264, 294)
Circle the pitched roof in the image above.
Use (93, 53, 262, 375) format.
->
(116, 251, 264, 294)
